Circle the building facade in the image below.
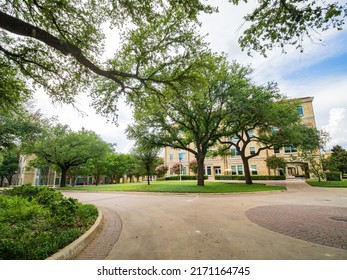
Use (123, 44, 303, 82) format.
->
(164, 96, 319, 179)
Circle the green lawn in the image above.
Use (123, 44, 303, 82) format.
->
(57, 180, 285, 193)
(306, 179, 347, 188)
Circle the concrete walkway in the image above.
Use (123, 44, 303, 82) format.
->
(62, 180, 347, 260)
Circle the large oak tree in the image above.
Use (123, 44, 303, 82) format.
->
(25, 124, 111, 187)
(127, 56, 249, 186)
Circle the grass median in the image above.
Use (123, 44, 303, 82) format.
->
(306, 179, 347, 188)
(57, 180, 286, 193)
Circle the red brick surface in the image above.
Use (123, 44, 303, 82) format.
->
(246, 205, 347, 250)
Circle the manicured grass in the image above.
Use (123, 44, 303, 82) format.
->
(57, 180, 285, 193)
(306, 179, 347, 188)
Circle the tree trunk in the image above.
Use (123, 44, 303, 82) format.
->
(60, 168, 67, 187)
(146, 164, 151, 185)
(241, 156, 253, 185)
(197, 155, 205, 186)
(70, 175, 76, 187)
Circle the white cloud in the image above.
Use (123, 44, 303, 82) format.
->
(322, 108, 347, 149)
(33, 90, 134, 153)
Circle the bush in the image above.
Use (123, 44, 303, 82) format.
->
(325, 172, 342, 181)
(165, 175, 208, 180)
(215, 175, 286, 180)
(0, 185, 98, 259)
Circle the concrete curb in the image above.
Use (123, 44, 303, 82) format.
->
(46, 209, 103, 260)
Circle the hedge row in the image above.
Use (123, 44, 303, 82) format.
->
(215, 175, 286, 180)
(165, 175, 208, 180)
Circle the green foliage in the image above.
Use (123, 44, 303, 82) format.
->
(165, 175, 208, 180)
(129, 56, 250, 186)
(215, 175, 286, 180)
(0, 59, 31, 115)
(155, 164, 169, 177)
(189, 160, 198, 174)
(1, 186, 98, 259)
(265, 156, 286, 175)
(1, 0, 213, 122)
(231, 0, 347, 56)
(24, 124, 112, 186)
(306, 179, 347, 187)
(325, 172, 342, 181)
(324, 145, 347, 174)
(0, 147, 19, 186)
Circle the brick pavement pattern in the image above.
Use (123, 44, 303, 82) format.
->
(74, 207, 122, 260)
(246, 205, 347, 250)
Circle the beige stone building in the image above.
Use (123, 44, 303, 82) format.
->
(164, 96, 319, 179)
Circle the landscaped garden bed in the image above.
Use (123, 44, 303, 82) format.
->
(0, 185, 98, 260)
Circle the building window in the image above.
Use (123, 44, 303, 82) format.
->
(248, 130, 254, 137)
(205, 166, 212, 176)
(231, 165, 243, 175)
(231, 166, 237, 175)
(230, 148, 239, 156)
(251, 165, 258, 175)
(274, 147, 281, 154)
(297, 106, 304, 115)
(169, 153, 173, 161)
(170, 168, 173, 176)
(178, 152, 186, 161)
(284, 145, 297, 153)
(214, 166, 221, 175)
(237, 165, 243, 175)
(250, 147, 256, 155)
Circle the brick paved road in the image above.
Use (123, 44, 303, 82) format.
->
(246, 205, 347, 250)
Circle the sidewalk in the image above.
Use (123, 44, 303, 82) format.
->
(61, 180, 347, 260)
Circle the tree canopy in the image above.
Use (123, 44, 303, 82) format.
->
(220, 82, 321, 184)
(0, 0, 213, 121)
(1, 0, 345, 120)
(24, 124, 112, 187)
(231, 0, 347, 56)
(127, 56, 250, 186)
(324, 145, 347, 174)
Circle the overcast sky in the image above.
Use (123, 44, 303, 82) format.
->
(33, 1, 347, 152)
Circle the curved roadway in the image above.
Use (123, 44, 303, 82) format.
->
(62, 180, 347, 260)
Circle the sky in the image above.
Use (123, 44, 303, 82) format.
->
(33, 1, 347, 153)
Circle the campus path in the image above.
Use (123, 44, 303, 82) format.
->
(62, 180, 347, 260)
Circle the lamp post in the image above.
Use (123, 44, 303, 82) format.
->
(179, 160, 182, 181)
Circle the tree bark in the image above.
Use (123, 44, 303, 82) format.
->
(60, 168, 67, 187)
(197, 155, 205, 186)
(241, 156, 253, 185)
(0, 11, 129, 85)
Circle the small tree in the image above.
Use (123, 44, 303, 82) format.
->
(325, 145, 347, 174)
(0, 147, 19, 186)
(265, 156, 286, 176)
(172, 162, 183, 176)
(189, 160, 198, 175)
(155, 164, 168, 178)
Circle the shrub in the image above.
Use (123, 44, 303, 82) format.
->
(325, 172, 342, 181)
(215, 175, 286, 180)
(155, 164, 169, 177)
(165, 175, 208, 180)
(171, 162, 183, 175)
(0, 185, 98, 259)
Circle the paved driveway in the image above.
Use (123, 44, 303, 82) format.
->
(62, 180, 347, 260)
